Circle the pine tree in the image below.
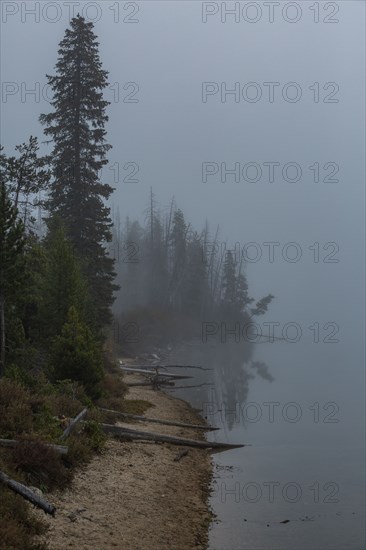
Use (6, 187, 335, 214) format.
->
(183, 232, 208, 316)
(147, 213, 168, 307)
(0, 180, 26, 376)
(39, 15, 116, 328)
(169, 209, 187, 310)
(2, 137, 50, 228)
(49, 306, 103, 397)
(221, 250, 237, 310)
(41, 219, 89, 339)
(236, 271, 254, 312)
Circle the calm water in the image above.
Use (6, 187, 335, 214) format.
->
(167, 335, 365, 550)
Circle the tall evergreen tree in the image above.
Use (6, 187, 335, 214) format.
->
(41, 220, 89, 339)
(221, 250, 237, 310)
(39, 15, 116, 328)
(169, 209, 187, 310)
(0, 180, 26, 376)
(183, 232, 208, 316)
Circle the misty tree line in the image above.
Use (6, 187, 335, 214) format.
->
(0, 16, 115, 394)
(112, 189, 273, 324)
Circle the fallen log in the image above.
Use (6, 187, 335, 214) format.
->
(60, 408, 88, 440)
(98, 408, 219, 431)
(167, 382, 214, 390)
(0, 439, 68, 455)
(0, 471, 56, 516)
(126, 381, 175, 387)
(120, 366, 192, 380)
(99, 424, 245, 451)
(127, 364, 213, 371)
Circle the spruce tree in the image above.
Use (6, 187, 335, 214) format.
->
(2, 136, 50, 228)
(39, 15, 116, 328)
(50, 306, 103, 397)
(221, 250, 237, 310)
(169, 209, 187, 310)
(41, 220, 89, 339)
(0, 180, 26, 376)
(183, 232, 208, 316)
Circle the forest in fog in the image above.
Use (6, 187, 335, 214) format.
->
(112, 192, 273, 349)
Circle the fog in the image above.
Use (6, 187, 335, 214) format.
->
(1, 1, 365, 549)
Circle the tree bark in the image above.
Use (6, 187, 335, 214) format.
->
(125, 381, 175, 387)
(100, 423, 245, 451)
(126, 364, 212, 371)
(0, 471, 56, 515)
(120, 366, 192, 379)
(98, 408, 218, 431)
(59, 408, 88, 440)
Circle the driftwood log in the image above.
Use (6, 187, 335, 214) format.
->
(120, 366, 192, 380)
(99, 424, 245, 451)
(98, 408, 219, 431)
(126, 364, 213, 371)
(168, 382, 214, 390)
(0, 439, 68, 455)
(59, 408, 88, 440)
(126, 381, 175, 387)
(0, 471, 56, 515)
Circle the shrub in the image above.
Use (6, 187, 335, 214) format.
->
(0, 488, 48, 550)
(12, 438, 71, 490)
(0, 379, 33, 437)
(64, 434, 93, 467)
(82, 420, 106, 452)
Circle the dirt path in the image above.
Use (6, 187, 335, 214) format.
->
(39, 374, 213, 550)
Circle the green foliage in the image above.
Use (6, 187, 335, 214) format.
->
(41, 220, 89, 338)
(82, 420, 106, 452)
(0, 136, 50, 230)
(0, 379, 33, 437)
(40, 15, 117, 328)
(4, 359, 40, 390)
(49, 307, 104, 397)
(0, 180, 27, 375)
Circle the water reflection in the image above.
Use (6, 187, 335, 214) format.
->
(169, 339, 273, 432)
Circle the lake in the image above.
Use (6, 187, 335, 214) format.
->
(167, 334, 365, 550)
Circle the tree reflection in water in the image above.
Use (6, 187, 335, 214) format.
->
(169, 339, 273, 432)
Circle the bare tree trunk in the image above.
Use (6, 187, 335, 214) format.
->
(98, 408, 218, 431)
(100, 423, 246, 452)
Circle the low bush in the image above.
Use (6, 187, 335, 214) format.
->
(0, 488, 48, 550)
(0, 379, 33, 437)
(12, 438, 71, 491)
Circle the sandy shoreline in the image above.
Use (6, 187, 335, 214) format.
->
(38, 372, 213, 550)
